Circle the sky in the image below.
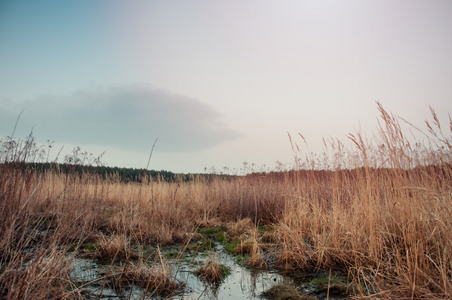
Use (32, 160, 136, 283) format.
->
(1, 0, 451, 173)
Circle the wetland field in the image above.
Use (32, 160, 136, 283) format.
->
(0, 106, 451, 299)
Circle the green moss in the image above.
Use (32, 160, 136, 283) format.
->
(197, 236, 215, 252)
(225, 240, 248, 263)
(236, 255, 245, 262)
(199, 225, 228, 236)
(197, 225, 230, 246)
(215, 231, 229, 244)
(219, 264, 231, 277)
(187, 234, 216, 252)
(225, 240, 240, 254)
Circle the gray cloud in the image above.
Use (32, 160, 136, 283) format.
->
(0, 85, 241, 152)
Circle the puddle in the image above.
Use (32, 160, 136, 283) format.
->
(70, 242, 350, 299)
(174, 244, 290, 299)
(70, 258, 121, 299)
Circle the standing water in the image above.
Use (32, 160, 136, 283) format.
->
(70, 240, 350, 299)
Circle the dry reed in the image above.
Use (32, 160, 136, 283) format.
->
(0, 103, 450, 298)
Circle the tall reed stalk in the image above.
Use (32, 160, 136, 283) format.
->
(0, 103, 450, 298)
(278, 103, 451, 298)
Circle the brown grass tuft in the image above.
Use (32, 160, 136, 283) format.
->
(108, 261, 184, 298)
(194, 252, 228, 283)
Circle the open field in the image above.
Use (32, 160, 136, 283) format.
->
(1, 105, 451, 299)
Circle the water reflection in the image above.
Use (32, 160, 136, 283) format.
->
(70, 243, 348, 299)
(175, 244, 289, 299)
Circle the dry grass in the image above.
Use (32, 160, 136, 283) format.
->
(194, 252, 227, 283)
(227, 217, 255, 238)
(277, 103, 452, 298)
(0, 251, 81, 300)
(244, 228, 267, 269)
(92, 233, 138, 261)
(0, 103, 450, 299)
(105, 259, 184, 298)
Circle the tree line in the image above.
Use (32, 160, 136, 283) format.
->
(12, 162, 235, 183)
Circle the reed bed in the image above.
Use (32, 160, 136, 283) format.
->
(0, 103, 450, 299)
(278, 104, 452, 298)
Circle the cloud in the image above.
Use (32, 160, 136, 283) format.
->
(0, 85, 241, 152)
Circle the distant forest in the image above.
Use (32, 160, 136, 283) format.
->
(10, 162, 235, 183)
(4, 161, 448, 185)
